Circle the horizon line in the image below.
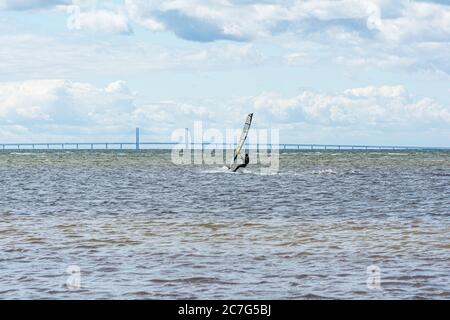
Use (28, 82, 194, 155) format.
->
(1, 141, 449, 151)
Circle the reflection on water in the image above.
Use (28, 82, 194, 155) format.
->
(0, 151, 449, 299)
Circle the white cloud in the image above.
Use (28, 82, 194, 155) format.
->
(278, 21, 450, 74)
(0, 1, 133, 34)
(122, 0, 450, 43)
(1, 79, 449, 145)
(375, 2, 450, 42)
(2, 1, 450, 77)
(0, 0, 68, 10)
(105, 80, 131, 94)
(121, 0, 450, 75)
(0, 79, 135, 127)
(0, 79, 215, 141)
(3, 1, 450, 45)
(343, 85, 407, 98)
(66, 6, 133, 34)
(0, 34, 266, 80)
(239, 85, 450, 129)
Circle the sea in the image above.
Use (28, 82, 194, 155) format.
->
(0, 150, 449, 299)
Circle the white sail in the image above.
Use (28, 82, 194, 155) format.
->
(230, 113, 253, 167)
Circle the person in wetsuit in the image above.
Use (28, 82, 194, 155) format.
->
(232, 153, 249, 172)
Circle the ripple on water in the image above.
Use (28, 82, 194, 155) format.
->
(0, 150, 449, 299)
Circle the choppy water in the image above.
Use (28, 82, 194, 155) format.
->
(0, 150, 449, 299)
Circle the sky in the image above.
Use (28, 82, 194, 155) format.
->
(0, 0, 449, 146)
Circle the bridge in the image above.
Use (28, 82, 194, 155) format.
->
(1, 128, 448, 151)
(1, 142, 449, 151)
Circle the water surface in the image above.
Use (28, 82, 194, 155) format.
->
(0, 150, 449, 299)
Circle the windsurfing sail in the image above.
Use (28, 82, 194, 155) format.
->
(229, 113, 253, 168)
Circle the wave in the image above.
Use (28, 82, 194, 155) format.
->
(201, 166, 234, 174)
(312, 169, 337, 175)
(201, 167, 279, 175)
(9, 152, 35, 156)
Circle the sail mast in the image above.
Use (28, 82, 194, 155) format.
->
(230, 113, 253, 167)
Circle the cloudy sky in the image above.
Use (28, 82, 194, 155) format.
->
(0, 0, 449, 146)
